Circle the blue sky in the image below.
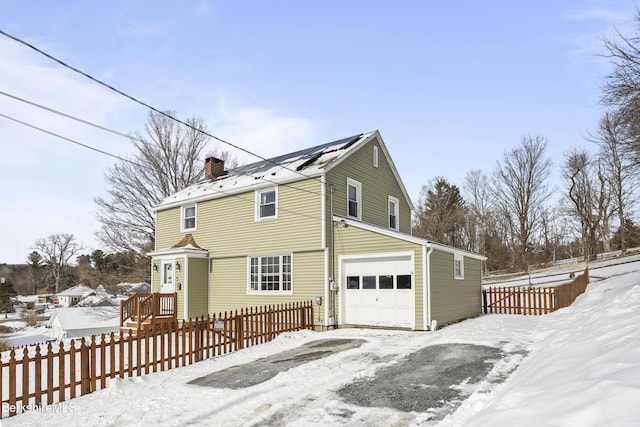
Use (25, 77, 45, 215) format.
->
(0, 0, 637, 264)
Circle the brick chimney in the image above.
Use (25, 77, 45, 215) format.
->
(205, 157, 225, 180)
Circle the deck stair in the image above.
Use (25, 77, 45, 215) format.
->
(120, 292, 177, 337)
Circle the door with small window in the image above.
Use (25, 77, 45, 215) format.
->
(160, 261, 175, 293)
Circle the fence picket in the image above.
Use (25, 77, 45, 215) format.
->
(69, 342, 75, 399)
(9, 349, 16, 416)
(47, 343, 54, 402)
(21, 348, 29, 409)
(58, 342, 65, 402)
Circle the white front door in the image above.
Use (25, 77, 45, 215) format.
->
(160, 261, 175, 293)
(342, 254, 414, 328)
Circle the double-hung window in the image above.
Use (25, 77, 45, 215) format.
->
(248, 254, 292, 293)
(256, 187, 277, 221)
(388, 196, 399, 231)
(454, 253, 464, 280)
(182, 204, 196, 231)
(347, 178, 362, 220)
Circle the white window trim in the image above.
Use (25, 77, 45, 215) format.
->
(388, 195, 399, 231)
(454, 253, 465, 280)
(181, 204, 197, 232)
(255, 187, 278, 221)
(373, 145, 379, 168)
(347, 178, 362, 220)
(247, 253, 293, 294)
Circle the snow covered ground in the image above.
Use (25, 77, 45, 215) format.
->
(3, 257, 640, 426)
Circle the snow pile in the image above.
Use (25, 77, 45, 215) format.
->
(452, 268, 640, 427)
(2, 260, 639, 426)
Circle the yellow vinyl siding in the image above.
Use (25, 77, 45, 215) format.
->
(333, 225, 425, 329)
(187, 258, 208, 318)
(155, 209, 182, 251)
(155, 178, 324, 256)
(326, 137, 411, 233)
(151, 260, 161, 292)
(210, 250, 324, 326)
(429, 250, 482, 325)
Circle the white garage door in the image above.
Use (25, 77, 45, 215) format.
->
(342, 254, 414, 328)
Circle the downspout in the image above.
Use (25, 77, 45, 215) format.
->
(424, 244, 434, 330)
(182, 258, 188, 321)
(329, 184, 337, 326)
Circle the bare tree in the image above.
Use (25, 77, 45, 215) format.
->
(562, 149, 611, 260)
(601, 13, 640, 167)
(492, 135, 553, 270)
(463, 170, 492, 254)
(95, 110, 238, 253)
(589, 111, 639, 254)
(32, 234, 81, 294)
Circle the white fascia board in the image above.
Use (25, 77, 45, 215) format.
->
(333, 215, 487, 262)
(323, 131, 415, 212)
(148, 248, 209, 258)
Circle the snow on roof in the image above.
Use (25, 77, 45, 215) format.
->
(76, 295, 117, 307)
(155, 132, 374, 210)
(14, 295, 38, 303)
(56, 284, 95, 297)
(48, 306, 120, 330)
(116, 282, 151, 294)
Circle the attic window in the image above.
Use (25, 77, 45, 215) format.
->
(347, 178, 362, 220)
(388, 196, 399, 231)
(373, 145, 379, 168)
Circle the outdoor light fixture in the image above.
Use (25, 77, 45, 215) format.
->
(153, 264, 158, 271)
(176, 261, 181, 271)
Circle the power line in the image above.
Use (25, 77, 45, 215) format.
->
(0, 89, 131, 139)
(0, 112, 139, 166)
(0, 29, 321, 184)
(0, 111, 325, 222)
(0, 87, 329, 198)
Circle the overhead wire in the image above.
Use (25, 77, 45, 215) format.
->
(0, 29, 324, 185)
(0, 29, 353, 222)
(0, 110, 325, 222)
(0, 89, 131, 139)
(0, 88, 328, 198)
(0, 112, 137, 166)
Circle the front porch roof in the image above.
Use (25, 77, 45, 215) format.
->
(148, 233, 209, 257)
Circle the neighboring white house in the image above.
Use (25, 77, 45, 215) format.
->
(76, 285, 118, 307)
(56, 285, 95, 307)
(48, 306, 120, 340)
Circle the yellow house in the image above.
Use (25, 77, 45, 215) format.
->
(149, 131, 485, 330)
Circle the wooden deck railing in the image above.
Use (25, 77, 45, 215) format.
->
(1, 301, 313, 419)
(482, 268, 589, 315)
(119, 293, 177, 330)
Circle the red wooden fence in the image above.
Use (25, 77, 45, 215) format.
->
(0, 301, 313, 418)
(482, 268, 589, 316)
